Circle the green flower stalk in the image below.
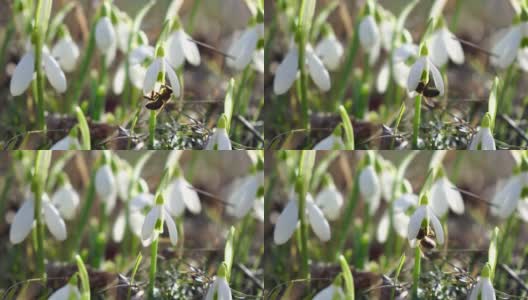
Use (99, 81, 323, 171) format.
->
(33, 0, 52, 130)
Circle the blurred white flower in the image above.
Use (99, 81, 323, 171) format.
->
(227, 23, 264, 71)
(407, 203, 444, 247)
(49, 283, 81, 300)
(392, 43, 419, 89)
(113, 192, 154, 243)
(164, 177, 201, 217)
(491, 22, 528, 70)
(273, 192, 331, 244)
(469, 127, 496, 150)
(206, 128, 232, 150)
(128, 45, 155, 89)
(95, 16, 116, 53)
(204, 276, 232, 300)
(428, 27, 464, 67)
(314, 184, 343, 220)
(166, 28, 201, 68)
(95, 164, 117, 215)
(491, 172, 528, 218)
(227, 171, 264, 219)
(51, 183, 80, 220)
(143, 53, 181, 98)
(51, 36, 80, 72)
(359, 15, 381, 64)
(377, 193, 418, 243)
(50, 136, 81, 150)
(407, 54, 445, 96)
(359, 165, 381, 215)
(313, 128, 345, 150)
(313, 283, 345, 300)
(10, 46, 67, 96)
(429, 176, 465, 216)
(273, 44, 331, 95)
(468, 276, 496, 300)
(315, 35, 344, 71)
(141, 197, 178, 246)
(10, 193, 67, 244)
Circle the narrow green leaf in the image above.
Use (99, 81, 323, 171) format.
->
(338, 254, 355, 300)
(488, 227, 499, 281)
(299, 0, 316, 32)
(397, 0, 420, 33)
(133, 0, 156, 32)
(338, 105, 355, 150)
(165, 0, 184, 21)
(488, 77, 499, 133)
(224, 226, 236, 281)
(224, 78, 235, 133)
(429, 150, 447, 170)
(34, 150, 52, 183)
(46, 1, 76, 42)
(128, 252, 143, 300)
(75, 106, 91, 150)
(299, 150, 316, 185)
(75, 254, 91, 300)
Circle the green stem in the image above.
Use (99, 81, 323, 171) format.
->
(93, 57, 108, 121)
(33, 178, 45, 278)
(297, 178, 309, 280)
(298, 32, 310, 132)
(148, 111, 157, 148)
(70, 22, 97, 112)
(333, 23, 360, 108)
(148, 238, 159, 299)
(34, 31, 46, 131)
(0, 21, 14, 78)
(70, 172, 96, 258)
(412, 94, 422, 149)
(334, 176, 359, 259)
(412, 247, 421, 299)
(187, 0, 202, 34)
(356, 65, 370, 119)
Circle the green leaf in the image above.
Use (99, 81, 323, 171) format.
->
(224, 226, 235, 281)
(34, 150, 52, 184)
(224, 78, 235, 133)
(46, 1, 76, 42)
(488, 77, 499, 133)
(165, 0, 184, 21)
(429, 150, 447, 170)
(397, 0, 420, 33)
(134, 0, 156, 33)
(75, 106, 91, 150)
(310, 0, 339, 40)
(488, 227, 499, 281)
(299, 0, 316, 33)
(299, 150, 316, 184)
(75, 254, 91, 300)
(338, 254, 355, 300)
(338, 105, 355, 150)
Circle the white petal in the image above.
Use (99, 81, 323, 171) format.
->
(179, 30, 201, 66)
(442, 29, 464, 65)
(130, 193, 155, 211)
(43, 53, 67, 93)
(95, 165, 116, 200)
(129, 211, 145, 238)
(407, 206, 427, 241)
(313, 135, 344, 150)
(129, 64, 147, 89)
(129, 45, 154, 65)
(444, 179, 465, 214)
(359, 166, 381, 214)
(227, 27, 259, 70)
(480, 127, 496, 150)
(428, 208, 444, 244)
(51, 185, 79, 220)
(10, 52, 35, 96)
(481, 278, 496, 300)
(306, 198, 331, 242)
(205, 128, 232, 150)
(491, 26, 521, 69)
(112, 213, 126, 242)
(428, 30, 448, 67)
(430, 179, 450, 216)
(205, 280, 218, 300)
(429, 60, 445, 96)
(393, 212, 410, 237)
(359, 16, 380, 50)
(168, 178, 201, 216)
(518, 48, 528, 71)
(273, 48, 298, 95)
(49, 284, 81, 300)
(166, 33, 185, 68)
(143, 58, 162, 95)
(9, 198, 35, 244)
(50, 136, 81, 150)
(492, 176, 521, 218)
(163, 209, 178, 246)
(313, 285, 344, 300)
(51, 38, 80, 72)
(164, 61, 181, 97)
(469, 280, 483, 300)
(113, 62, 126, 95)
(141, 206, 161, 243)
(230, 174, 261, 218)
(376, 212, 390, 243)
(376, 61, 390, 93)
(306, 46, 331, 91)
(315, 36, 344, 71)
(95, 17, 116, 52)
(393, 44, 418, 63)
(314, 187, 343, 220)
(43, 201, 67, 241)
(216, 277, 233, 300)
(518, 199, 528, 221)
(273, 199, 299, 245)
(407, 57, 426, 93)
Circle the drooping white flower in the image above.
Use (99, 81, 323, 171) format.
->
(10, 192, 67, 244)
(51, 36, 80, 72)
(428, 27, 464, 67)
(205, 124, 232, 150)
(491, 171, 528, 218)
(315, 35, 344, 71)
(48, 283, 81, 300)
(128, 45, 155, 89)
(407, 52, 445, 97)
(95, 164, 117, 214)
(359, 165, 381, 215)
(113, 192, 154, 243)
(407, 199, 444, 247)
(95, 16, 116, 53)
(166, 28, 201, 68)
(227, 23, 264, 71)
(429, 175, 465, 216)
(469, 116, 496, 150)
(10, 46, 67, 96)
(359, 15, 381, 64)
(468, 276, 496, 300)
(313, 126, 345, 150)
(313, 283, 345, 300)
(141, 195, 178, 246)
(204, 275, 232, 300)
(273, 44, 331, 95)
(51, 183, 80, 220)
(314, 184, 343, 220)
(142, 49, 181, 98)
(491, 21, 528, 70)
(376, 193, 418, 243)
(227, 171, 264, 219)
(50, 136, 81, 150)
(164, 176, 201, 217)
(273, 192, 331, 244)
(392, 43, 419, 89)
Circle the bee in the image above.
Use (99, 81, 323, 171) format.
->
(415, 80, 440, 98)
(144, 84, 173, 110)
(416, 227, 437, 252)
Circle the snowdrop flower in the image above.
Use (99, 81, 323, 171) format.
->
(468, 265, 496, 300)
(166, 22, 201, 68)
(51, 35, 80, 72)
(407, 196, 444, 247)
(428, 25, 464, 67)
(50, 136, 81, 150)
(359, 164, 381, 215)
(113, 192, 154, 243)
(315, 33, 344, 71)
(164, 175, 201, 217)
(314, 177, 344, 220)
(359, 14, 381, 65)
(95, 163, 117, 214)
(376, 191, 418, 243)
(128, 44, 155, 89)
(51, 183, 80, 220)
(491, 169, 528, 218)
(10, 44, 67, 96)
(227, 170, 264, 219)
(469, 114, 496, 150)
(143, 45, 182, 98)
(204, 266, 232, 300)
(313, 282, 345, 300)
(491, 17, 528, 70)
(206, 116, 232, 150)
(429, 169, 464, 216)
(313, 125, 345, 150)
(49, 283, 81, 300)
(141, 194, 178, 246)
(391, 43, 419, 89)
(10, 192, 67, 244)
(273, 191, 331, 244)
(95, 15, 116, 52)
(407, 44, 445, 97)
(273, 43, 331, 95)
(227, 21, 264, 71)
